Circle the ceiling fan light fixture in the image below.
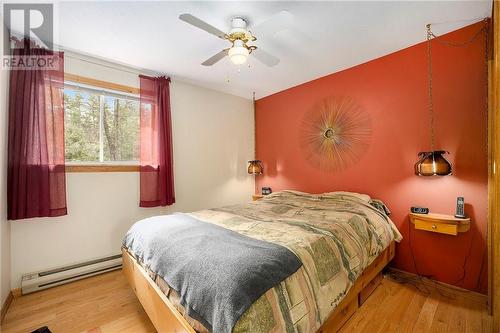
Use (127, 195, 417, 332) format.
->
(228, 40, 249, 65)
(179, 13, 283, 67)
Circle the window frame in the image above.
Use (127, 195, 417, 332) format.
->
(64, 73, 141, 173)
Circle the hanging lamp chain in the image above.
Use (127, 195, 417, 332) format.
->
(425, 19, 489, 153)
(428, 19, 489, 47)
(426, 24, 435, 152)
(253, 91, 257, 158)
(484, 20, 489, 156)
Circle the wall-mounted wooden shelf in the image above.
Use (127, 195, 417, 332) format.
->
(409, 212, 470, 236)
(252, 194, 263, 201)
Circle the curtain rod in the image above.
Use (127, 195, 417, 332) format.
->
(62, 50, 165, 78)
(64, 81, 140, 100)
(8, 37, 168, 77)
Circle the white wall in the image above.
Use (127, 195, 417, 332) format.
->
(10, 54, 255, 288)
(0, 50, 12, 305)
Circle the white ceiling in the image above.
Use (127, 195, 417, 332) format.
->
(56, 1, 492, 99)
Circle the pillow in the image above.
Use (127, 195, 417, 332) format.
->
(369, 199, 392, 216)
(321, 191, 371, 202)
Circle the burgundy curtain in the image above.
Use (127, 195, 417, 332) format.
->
(139, 75, 175, 207)
(7, 41, 67, 220)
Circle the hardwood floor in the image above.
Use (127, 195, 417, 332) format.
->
(0, 270, 492, 333)
(340, 274, 492, 333)
(1, 270, 155, 333)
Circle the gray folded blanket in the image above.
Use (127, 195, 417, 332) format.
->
(123, 213, 302, 333)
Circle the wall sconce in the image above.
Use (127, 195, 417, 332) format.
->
(247, 160, 263, 175)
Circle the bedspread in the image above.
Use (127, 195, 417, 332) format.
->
(126, 190, 402, 333)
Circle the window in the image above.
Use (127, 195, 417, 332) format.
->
(64, 82, 140, 164)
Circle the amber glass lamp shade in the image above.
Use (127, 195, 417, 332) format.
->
(247, 160, 263, 175)
(414, 151, 452, 176)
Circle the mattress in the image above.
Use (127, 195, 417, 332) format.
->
(125, 190, 402, 333)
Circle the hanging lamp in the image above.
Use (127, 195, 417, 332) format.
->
(414, 24, 452, 176)
(247, 160, 263, 175)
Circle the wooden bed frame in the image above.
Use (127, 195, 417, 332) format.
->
(122, 241, 395, 333)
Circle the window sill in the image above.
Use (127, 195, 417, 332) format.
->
(66, 164, 140, 173)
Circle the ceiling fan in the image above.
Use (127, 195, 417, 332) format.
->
(179, 12, 291, 67)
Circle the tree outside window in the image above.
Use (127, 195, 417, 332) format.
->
(64, 86, 140, 163)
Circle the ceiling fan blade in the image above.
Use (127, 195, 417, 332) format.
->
(252, 48, 280, 67)
(202, 49, 229, 66)
(252, 11, 293, 37)
(179, 14, 227, 40)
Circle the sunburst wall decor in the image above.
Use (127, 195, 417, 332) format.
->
(300, 96, 372, 172)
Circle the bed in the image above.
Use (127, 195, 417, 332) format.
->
(122, 190, 402, 333)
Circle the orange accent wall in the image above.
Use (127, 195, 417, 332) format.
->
(255, 22, 488, 293)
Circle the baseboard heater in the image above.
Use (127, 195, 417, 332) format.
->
(21, 254, 122, 295)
